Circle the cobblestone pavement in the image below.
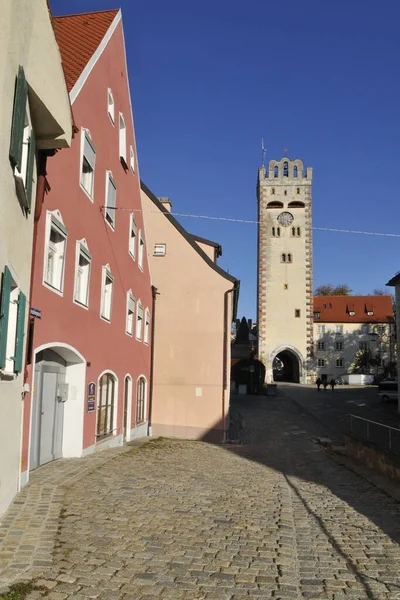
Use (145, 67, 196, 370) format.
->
(1, 394, 400, 599)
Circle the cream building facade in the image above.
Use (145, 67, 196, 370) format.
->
(257, 157, 313, 383)
(0, 0, 72, 516)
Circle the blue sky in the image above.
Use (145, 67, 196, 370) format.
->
(51, 0, 400, 319)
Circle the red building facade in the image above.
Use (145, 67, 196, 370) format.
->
(21, 10, 152, 483)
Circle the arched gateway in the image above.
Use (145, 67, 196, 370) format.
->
(269, 345, 304, 384)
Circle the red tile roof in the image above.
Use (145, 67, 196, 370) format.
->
(313, 295, 393, 323)
(52, 9, 119, 92)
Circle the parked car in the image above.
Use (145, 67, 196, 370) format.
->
(378, 380, 398, 402)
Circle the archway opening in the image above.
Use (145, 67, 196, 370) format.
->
(273, 350, 300, 383)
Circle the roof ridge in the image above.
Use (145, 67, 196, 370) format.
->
(53, 8, 119, 19)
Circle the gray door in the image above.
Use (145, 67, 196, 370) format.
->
(30, 350, 66, 470)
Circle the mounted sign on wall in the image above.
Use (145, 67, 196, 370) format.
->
(87, 381, 96, 412)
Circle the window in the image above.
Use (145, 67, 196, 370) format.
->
(44, 212, 67, 293)
(318, 325, 325, 334)
(336, 341, 343, 351)
(349, 311, 355, 317)
(80, 130, 96, 198)
(317, 341, 325, 350)
(119, 113, 126, 164)
(297, 187, 300, 194)
(287, 253, 292, 263)
(136, 376, 147, 423)
(0, 266, 26, 376)
(361, 324, 368, 334)
(144, 310, 150, 344)
(154, 244, 166, 257)
(136, 303, 143, 339)
(105, 172, 117, 229)
(107, 88, 114, 123)
(291, 227, 301, 237)
(284, 284, 288, 290)
(378, 325, 386, 335)
(317, 359, 325, 367)
(138, 231, 144, 269)
(293, 166, 298, 178)
(295, 309, 301, 318)
(281, 253, 286, 263)
(101, 266, 114, 321)
(314, 311, 321, 319)
(335, 325, 343, 334)
(126, 292, 135, 336)
(130, 146, 135, 172)
(359, 342, 368, 351)
(274, 166, 278, 177)
(271, 188, 275, 195)
(129, 214, 137, 258)
(283, 162, 289, 177)
(336, 358, 343, 368)
(74, 241, 91, 307)
(97, 373, 116, 438)
(284, 190, 287, 196)
(272, 227, 281, 237)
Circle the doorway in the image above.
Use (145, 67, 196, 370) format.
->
(273, 349, 300, 383)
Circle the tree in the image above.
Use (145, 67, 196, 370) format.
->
(314, 284, 352, 296)
(351, 348, 378, 374)
(373, 288, 386, 295)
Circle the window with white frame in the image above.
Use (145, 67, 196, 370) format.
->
(335, 325, 343, 334)
(105, 172, 117, 228)
(129, 214, 137, 258)
(153, 244, 166, 257)
(136, 376, 147, 423)
(144, 310, 150, 344)
(0, 266, 27, 377)
(336, 341, 343, 351)
(139, 231, 144, 269)
(136, 303, 143, 340)
(119, 113, 126, 163)
(74, 241, 91, 307)
(97, 372, 116, 438)
(317, 325, 325, 335)
(126, 292, 135, 336)
(44, 212, 67, 293)
(317, 359, 325, 367)
(378, 325, 386, 335)
(317, 341, 325, 351)
(336, 358, 344, 368)
(130, 145, 135, 172)
(107, 88, 114, 123)
(101, 266, 114, 321)
(80, 130, 96, 198)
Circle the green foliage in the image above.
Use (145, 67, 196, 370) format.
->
(0, 582, 39, 600)
(351, 348, 378, 374)
(314, 284, 352, 296)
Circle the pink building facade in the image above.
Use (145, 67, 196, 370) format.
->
(21, 10, 152, 484)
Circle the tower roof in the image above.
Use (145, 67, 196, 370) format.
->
(53, 9, 119, 92)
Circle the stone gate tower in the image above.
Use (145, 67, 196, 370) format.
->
(257, 157, 313, 383)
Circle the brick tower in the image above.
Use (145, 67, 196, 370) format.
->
(257, 157, 313, 383)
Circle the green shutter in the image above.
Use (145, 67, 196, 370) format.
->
(0, 267, 12, 369)
(9, 66, 28, 172)
(13, 292, 26, 374)
(25, 129, 36, 213)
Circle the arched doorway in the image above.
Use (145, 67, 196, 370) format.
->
(273, 349, 300, 383)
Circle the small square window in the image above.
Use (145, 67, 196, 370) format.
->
(154, 244, 166, 257)
(317, 341, 325, 350)
(335, 325, 343, 334)
(314, 311, 321, 319)
(318, 325, 325, 334)
(336, 358, 343, 368)
(295, 309, 300, 318)
(317, 359, 325, 367)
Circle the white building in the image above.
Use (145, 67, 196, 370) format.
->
(0, 0, 72, 516)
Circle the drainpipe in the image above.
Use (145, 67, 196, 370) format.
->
(147, 285, 158, 437)
(222, 285, 236, 443)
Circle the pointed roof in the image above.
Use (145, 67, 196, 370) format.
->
(52, 9, 119, 91)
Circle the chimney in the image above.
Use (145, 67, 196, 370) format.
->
(159, 197, 172, 213)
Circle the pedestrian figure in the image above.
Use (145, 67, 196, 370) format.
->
(323, 380, 328, 391)
(330, 378, 336, 391)
(316, 377, 322, 391)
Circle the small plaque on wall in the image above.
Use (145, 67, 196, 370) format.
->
(87, 381, 96, 412)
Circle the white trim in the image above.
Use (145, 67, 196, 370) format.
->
(125, 291, 135, 336)
(136, 374, 148, 424)
(138, 230, 144, 271)
(104, 171, 117, 230)
(135, 300, 143, 340)
(70, 11, 122, 104)
(43, 210, 68, 296)
(79, 128, 95, 202)
(144, 308, 150, 345)
(73, 239, 92, 309)
(129, 213, 137, 260)
(123, 374, 133, 442)
(100, 265, 114, 322)
(107, 88, 115, 124)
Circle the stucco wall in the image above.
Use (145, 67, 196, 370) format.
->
(141, 189, 235, 442)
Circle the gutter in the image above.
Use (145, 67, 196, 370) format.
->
(147, 285, 158, 436)
(222, 281, 239, 443)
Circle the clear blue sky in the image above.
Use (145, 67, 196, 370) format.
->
(51, 0, 400, 320)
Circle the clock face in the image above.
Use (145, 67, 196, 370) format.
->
(277, 211, 294, 227)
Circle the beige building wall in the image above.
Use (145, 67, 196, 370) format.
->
(0, 0, 72, 516)
(141, 185, 238, 442)
(257, 158, 313, 383)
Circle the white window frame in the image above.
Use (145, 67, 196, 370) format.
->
(336, 358, 344, 368)
(336, 341, 343, 351)
(136, 302, 143, 340)
(144, 309, 150, 344)
(14, 99, 32, 189)
(43, 211, 67, 296)
(335, 325, 343, 334)
(80, 128, 96, 200)
(100, 265, 114, 322)
(3, 275, 19, 377)
(138, 231, 144, 270)
(317, 325, 325, 335)
(153, 244, 166, 257)
(119, 113, 126, 163)
(107, 88, 115, 124)
(129, 214, 137, 259)
(317, 341, 325, 351)
(126, 291, 135, 336)
(105, 171, 117, 230)
(317, 359, 325, 367)
(130, 145, 135, 173)
(73, 240, 91, 308)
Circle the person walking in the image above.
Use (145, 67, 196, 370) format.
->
(323, 379, 328, 391)
(316, 377, 322, 391)
(330, 378, 336, 391)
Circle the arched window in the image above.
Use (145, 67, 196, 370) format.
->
(271, 188, 275, 195)
(288, 253, 292, 263)
(297, 227, 301, 237)
(136, 376, 147, 423)
(283, 162, 289, 177)
(293, 166, 298, 177)
(97, 372, 116, 438)
(274, 165, 279, 178)
(297, 187, 300, 194)
(292, 227, 295, 236)
(288, 201, 305, 208)
(281, 254, 286, 263)
(266, 201, 284, 209)
(284, 190, 287, 196)
(277, 227, 281, 237)
(272, 227, 275, 236)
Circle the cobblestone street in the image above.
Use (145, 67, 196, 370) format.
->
(2, 394, 400, 599)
